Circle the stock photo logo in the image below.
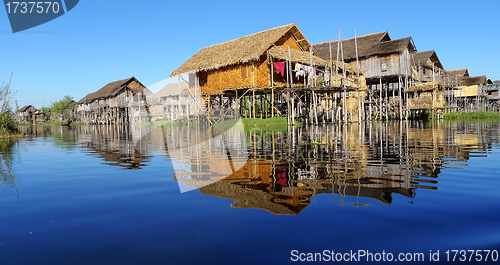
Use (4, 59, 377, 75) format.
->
(3, 0, 79, 33)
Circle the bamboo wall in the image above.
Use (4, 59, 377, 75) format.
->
(455, 85, 480, 97)
(198, 32, 305, 94)
(408, 90, 445, 110)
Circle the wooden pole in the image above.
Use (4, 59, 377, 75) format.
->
(235, 89, 238, 117)
(341, 37, 346, 123)
(379, 78, 382, 120)
(334, 92, 337, 122)
(221, 93, 224, 121)
(271, 56, 275, 118)
(399, 76, 402, 120)
(354, 28, 361, 122)
(287, 47, 292, 125)
(252, 90, 256, 119)
(329, 39, 333, 87)
(177, 77, 182, 120)
(271, 88, 274, 117)
(336, 29, 340, 87)
(405, 70, 409, 120)
(309, 45, 313, 88)
(313, 91, 318, 125)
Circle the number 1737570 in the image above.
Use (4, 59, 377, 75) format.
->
(5, 2, 61, 14)
(445, 250, 498, 262)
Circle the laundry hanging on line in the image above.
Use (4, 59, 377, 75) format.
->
(273, 62, 286, 77)
(295, 70, 304, 78)
(295, 63, 301, 72)
(301, 65, 312, 76)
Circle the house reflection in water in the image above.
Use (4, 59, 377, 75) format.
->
(170, 121, 498, 215)
(22, 120, 496, 215)
(73, 125, 163, 169)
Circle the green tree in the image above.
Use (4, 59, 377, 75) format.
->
(51, 95, 76, 117)
(41, 107, 51, 116)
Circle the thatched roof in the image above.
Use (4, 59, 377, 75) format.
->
(407, 82, 444, 92)
(413, 50, 444, 69)
(170, 23, 312, 77)
(461, 75, 488, 86)
(445, 68, 469, 78)
(18, 105, 37, 113)
(153, 82, 190, 98)
(313, 34, 415, 62)
(313, 31, 391, 62)
(367, 37, 416, 56)
(78, 77, 151, 104)
(267, 46, 328, 66)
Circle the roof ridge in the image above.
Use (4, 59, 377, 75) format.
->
(313, 31, 389, 45)
(201, 23, 295, 50)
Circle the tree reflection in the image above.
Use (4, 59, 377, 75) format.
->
(0, 139, 18, 198)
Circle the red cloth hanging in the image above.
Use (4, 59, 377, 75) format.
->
(276, 169, 288, 186)
(273, 62, 286, 77)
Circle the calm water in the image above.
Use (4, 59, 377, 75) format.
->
(1, 121, 500, 264)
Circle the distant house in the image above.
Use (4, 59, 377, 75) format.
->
(313, 32, 416, 85)
(444, 68, 470, 87)
(454, 76, 490, 98)
(482, 82, 500, 111)
(454, 75, 492, 111)
(76, 77, 152, 124)
(150, 82, 192, 120)
(412, 50, 445, 83)
(16, 105, 37, 123)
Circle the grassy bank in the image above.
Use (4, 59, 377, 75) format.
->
(214, 117, 301, 131)
(443, 111, 500, 120)
(241, 117, 301, 127)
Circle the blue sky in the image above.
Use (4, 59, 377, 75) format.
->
(1, 0, 499, 109)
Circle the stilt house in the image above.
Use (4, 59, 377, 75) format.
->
(482, 82, 500, 111)
(314, 32, 417, 120)
(454, 75, 492, 111)
(171, 23, 334, 93)
(16, 105, 37, 123)
(313, 32, 416, 85)
(151, 82, 192, 121)
(444, 68, 469, 87)
(412, 50, 444, 83)
(77, 77, 152, 124)
(170, 23, 364, 122)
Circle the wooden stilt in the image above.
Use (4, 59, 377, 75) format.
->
(354, 28, 361, 122)
(271, 88, 274, 117)
(379, 78, 382, 120)
(252, 90, 255, 119)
